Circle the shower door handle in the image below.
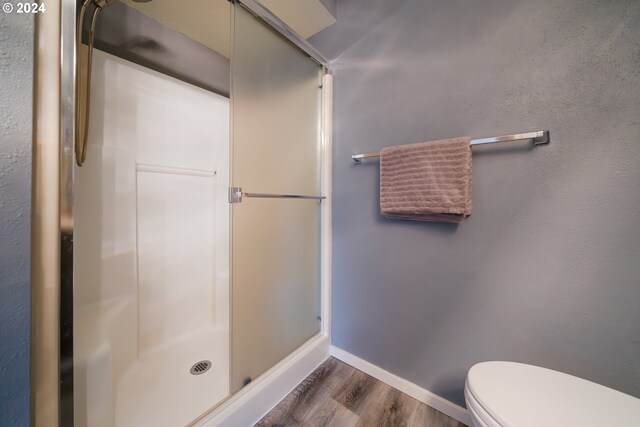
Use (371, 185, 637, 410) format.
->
(228, 187, 325, 203)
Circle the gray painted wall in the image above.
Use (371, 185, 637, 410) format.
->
(310, 0, 403, 61)
(317, 0, 640, 406)
(0, 11, 33, 427)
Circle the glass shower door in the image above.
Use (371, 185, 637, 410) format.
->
(230, 3, 324, 392)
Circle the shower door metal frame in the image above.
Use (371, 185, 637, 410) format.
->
(33, 0, 331, 425)
(32, 0, 76, 426)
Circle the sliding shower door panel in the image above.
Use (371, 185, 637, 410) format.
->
(231, 4, 323, 393)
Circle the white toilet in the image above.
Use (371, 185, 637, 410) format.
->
(465, 361, 640, 427)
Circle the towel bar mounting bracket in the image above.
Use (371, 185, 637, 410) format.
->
(531, 130, 550, 146)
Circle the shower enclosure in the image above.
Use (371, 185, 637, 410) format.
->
(31, 0, 332, 425)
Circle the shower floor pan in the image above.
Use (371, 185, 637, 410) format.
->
(116, 325, 229, 427)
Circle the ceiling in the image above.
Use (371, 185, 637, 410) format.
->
(121, 0, 336, 58)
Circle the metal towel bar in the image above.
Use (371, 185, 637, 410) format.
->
(352, 130, 549, 163)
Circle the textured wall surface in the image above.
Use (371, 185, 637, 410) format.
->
(315, 0, 640, 406)
(310, 0, 404, 61)
(0, 12, 33, 426)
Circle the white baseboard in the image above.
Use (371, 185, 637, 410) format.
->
(194, 339, 470, 426)
(330, 346, 472, 426)
(196, 335, 329, 427)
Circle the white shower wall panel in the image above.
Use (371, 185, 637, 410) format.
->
(137, 170, 216, 355)
(88, 50, 229, 171)
(74, 145, 138, 308)
(74, 49, 230, 425)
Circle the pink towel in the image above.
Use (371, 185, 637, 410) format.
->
(380, 137, 473, 223)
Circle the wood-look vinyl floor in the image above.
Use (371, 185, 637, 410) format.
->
(256, 357, 468, 427)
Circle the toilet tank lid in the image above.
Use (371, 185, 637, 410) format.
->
(466, 361, 640, 427)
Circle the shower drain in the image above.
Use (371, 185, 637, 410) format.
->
(190, 360, 212, 375)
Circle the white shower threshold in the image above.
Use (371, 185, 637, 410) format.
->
(197, 334, 329, 427)
(115, 325, 229, 427)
